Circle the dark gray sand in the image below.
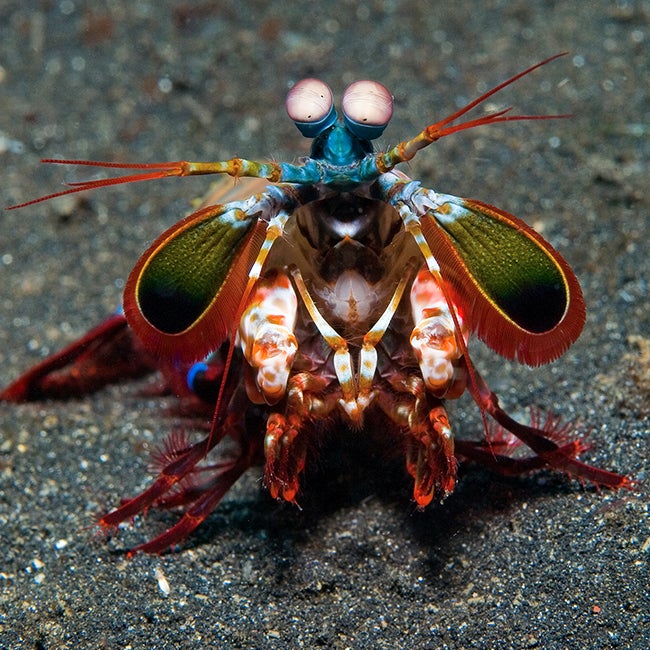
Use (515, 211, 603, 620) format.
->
(1, 2, 648, 648)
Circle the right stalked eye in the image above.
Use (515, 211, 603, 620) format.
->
(341, 80, 393, 140)
(286, 78, 337, 138)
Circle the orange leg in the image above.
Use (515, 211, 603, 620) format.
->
(263, 371, 337, 503)
(264, 412, 306, 503)
(376, 375, 458, 506)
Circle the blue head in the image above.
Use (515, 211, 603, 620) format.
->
(286, 78, 394, 169)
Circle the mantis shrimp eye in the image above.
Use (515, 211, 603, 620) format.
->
(341, 80, 393, 140)
(286, 78, 337, 138)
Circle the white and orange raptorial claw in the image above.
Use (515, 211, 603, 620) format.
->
(410, 269, 469, 397)
(238, 270, 298, 404)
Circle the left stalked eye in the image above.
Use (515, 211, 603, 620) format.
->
(286, 78, 337, 138)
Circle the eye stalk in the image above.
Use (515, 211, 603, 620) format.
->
(287, 78, 393, 141)
(286, 79, 337, 138)
(342, 80, 393, 140)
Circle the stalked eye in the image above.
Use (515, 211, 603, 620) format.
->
(286, 78, 337, 138)
(341, 80, 393, 140)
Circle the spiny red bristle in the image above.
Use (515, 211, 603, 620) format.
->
(149, 427, 195, 472)
(485, 408, 587, 458)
